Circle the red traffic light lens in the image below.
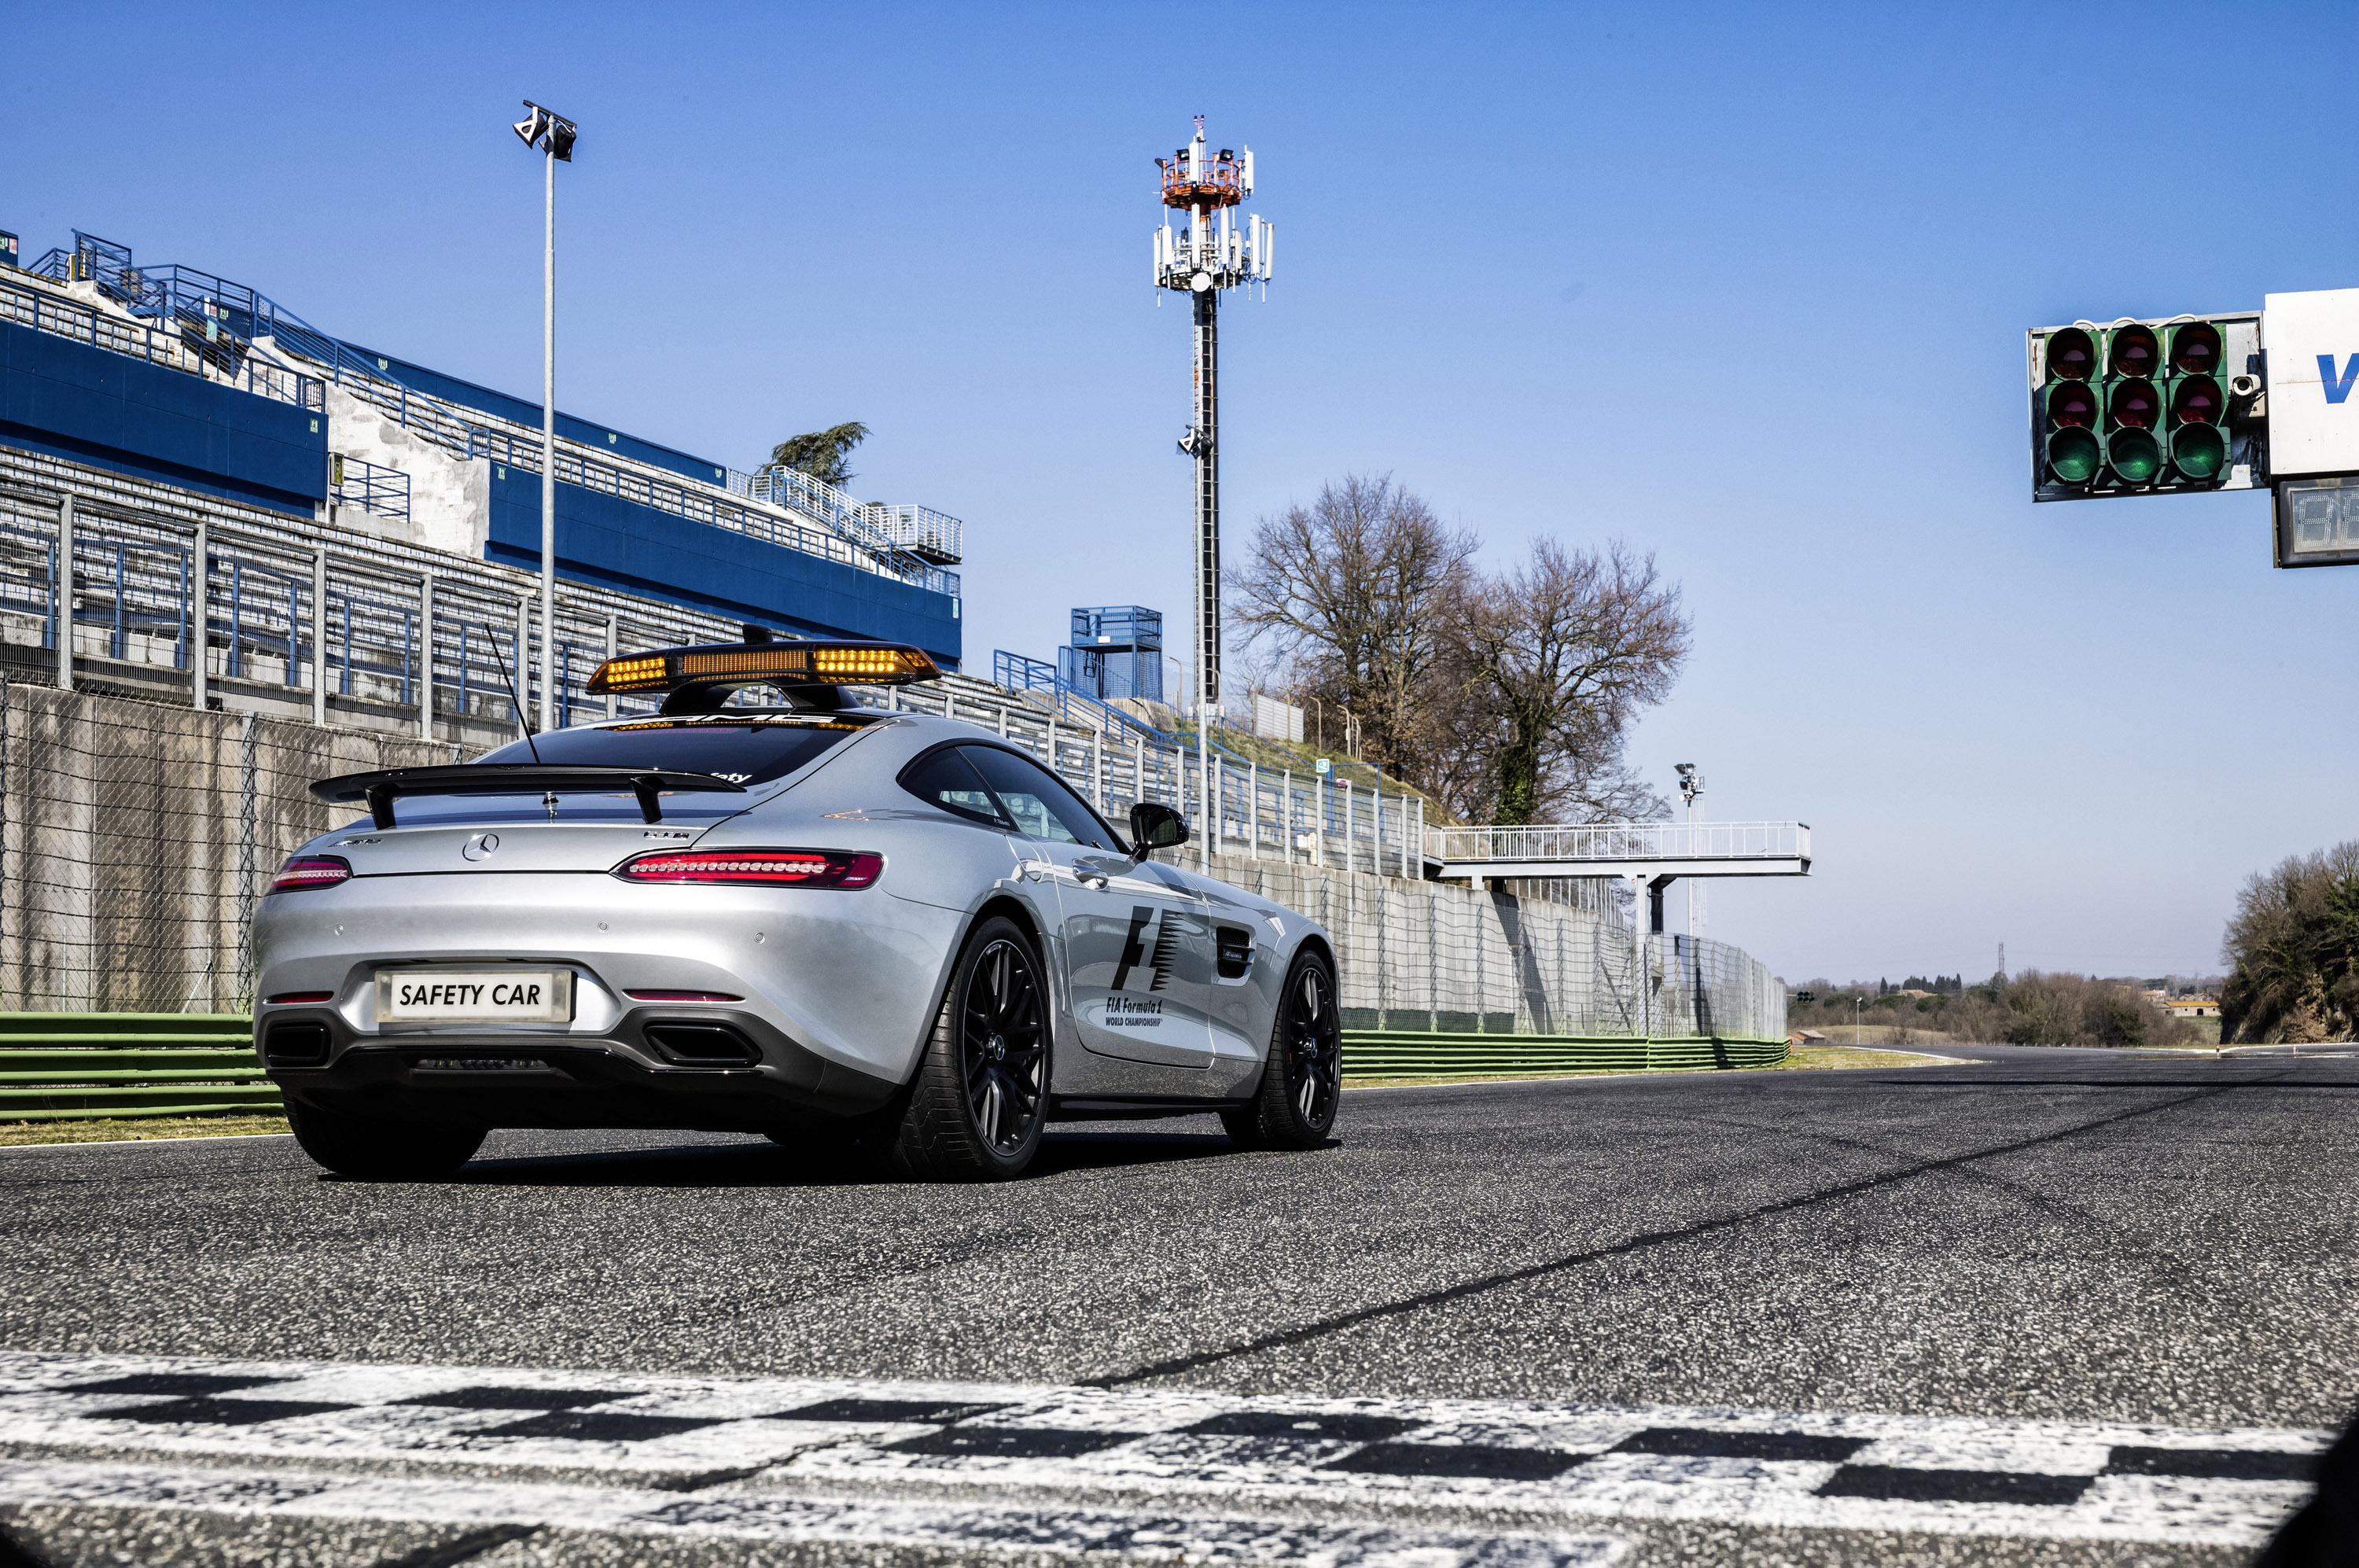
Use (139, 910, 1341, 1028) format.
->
(2045, 327, 2096, 381)
(2045, 383, 2098, 429)
(2046, 429, 2100, 484)
(2108, 429, 2161, 483)
(2108, 378, 2160, 430)
(2170, 376, 2222, 425)
(2169, 322, 2222, 376)
(2108, 325, 2159, 379)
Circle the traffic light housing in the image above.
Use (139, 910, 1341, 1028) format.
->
(2028, 313, 2260, 500)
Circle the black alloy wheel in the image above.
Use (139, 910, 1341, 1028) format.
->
(1223, 948, 1341, 1150)
(882, 915, 1051, 1180)
(962, 933, 1048, 1156)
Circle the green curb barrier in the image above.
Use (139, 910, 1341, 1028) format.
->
(1341, 1029, 1788, 1079)
(0, 1013, 274, 1122)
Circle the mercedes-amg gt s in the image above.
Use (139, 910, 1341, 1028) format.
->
(252, 635, 1341, 1182)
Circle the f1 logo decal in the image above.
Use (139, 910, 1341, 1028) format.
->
(1110, 905, 1176, 994)
(2318, 354, 2359, 404)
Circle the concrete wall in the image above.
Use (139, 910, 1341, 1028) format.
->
(317, 377, 489, 558)
(1208, 852, 1784, 1041)
(0, 673, 1783, 1039)
(0, 677, 457, 1012)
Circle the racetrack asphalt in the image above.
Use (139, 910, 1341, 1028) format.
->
(2, 1043, 2354, 1566)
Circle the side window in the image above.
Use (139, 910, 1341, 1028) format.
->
(961, 745, 1121, 852)
(900, 746, 1008, 826)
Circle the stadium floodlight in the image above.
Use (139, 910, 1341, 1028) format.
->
(513, 101, 576, 162)
(513, 100, 577, 733)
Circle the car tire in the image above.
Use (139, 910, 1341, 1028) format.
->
(285, 1102, 485, 1180)
(1224, 948, 1341, 1150)
(880, 915, 1052, 1181)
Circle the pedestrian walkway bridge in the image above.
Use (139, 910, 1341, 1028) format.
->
(1426, 821, 1811, 884)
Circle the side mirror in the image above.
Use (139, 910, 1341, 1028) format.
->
(1128, 802, 1190, 859)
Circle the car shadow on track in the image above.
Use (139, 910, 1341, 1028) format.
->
(362, 1128, 1254, 1189)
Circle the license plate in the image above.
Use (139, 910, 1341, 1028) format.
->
(377, 969, 573, 1025)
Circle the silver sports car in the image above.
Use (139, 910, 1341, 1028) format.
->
(253, 635, 1342, 1182)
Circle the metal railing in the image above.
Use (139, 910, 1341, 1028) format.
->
(1427, 820, 1812, 865)
(0, 272, 322, 413)
(330, 455, 409, 522)
(859, 503, 963, 563)
(992, 649, 1170, 745)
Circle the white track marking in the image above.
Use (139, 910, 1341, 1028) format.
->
(0, 1351, 2323, 1549)
(0, 1458, 1623, 1566)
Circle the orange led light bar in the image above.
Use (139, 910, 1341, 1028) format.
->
(583, 640, 941, 695)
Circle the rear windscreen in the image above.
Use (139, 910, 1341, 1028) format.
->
(365, 717, 877, 826)
(477, 717, 870, 786)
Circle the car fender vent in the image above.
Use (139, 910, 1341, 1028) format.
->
(263, 1021, 332, 1067)
(1216, 927, 1255, 981)
(642, 1021, 760, 1066)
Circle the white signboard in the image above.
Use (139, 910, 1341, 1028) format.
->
(2262, 287, 2359, 478)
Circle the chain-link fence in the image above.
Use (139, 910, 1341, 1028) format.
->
(1212, 854, 1787, 1041)
(0, 676, 466, 1012)
(0, 671, 1784, 1040)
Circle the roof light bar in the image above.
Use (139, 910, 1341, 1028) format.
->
(584, 639, 940, 696)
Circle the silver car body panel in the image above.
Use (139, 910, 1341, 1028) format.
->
(252, 708, 1327, 1125)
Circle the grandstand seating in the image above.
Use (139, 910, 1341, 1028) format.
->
(9, 231, 962, 664)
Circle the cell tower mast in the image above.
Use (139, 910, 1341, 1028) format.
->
(1154, 117, 1272, 725)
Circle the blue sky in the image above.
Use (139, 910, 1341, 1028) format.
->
(9, 0, 2355, 985)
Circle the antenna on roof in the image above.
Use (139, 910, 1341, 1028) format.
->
(486, 622, 543, 763)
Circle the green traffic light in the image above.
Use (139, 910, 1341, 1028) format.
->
(2171, 425, 2226, 480)
(2046, 429, 2100, 483)
(2108, 429, 2161, 483)
(2108, 324, 2160, 379)
(2045, 327, 2096, 381)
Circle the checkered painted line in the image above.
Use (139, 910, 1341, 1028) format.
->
(0, 1459, 1622, 1567)
(0, 1351, 2325, 1549)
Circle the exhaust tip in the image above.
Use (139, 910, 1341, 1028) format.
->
(643, 1022, 760, 1066)
(263, 1021, 332, 1066)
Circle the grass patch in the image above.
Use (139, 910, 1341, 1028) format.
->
(1346, 1043, 1963, 1088)
(0, 1114, 290, 1147)
(1772, 1044, 1963, 1071)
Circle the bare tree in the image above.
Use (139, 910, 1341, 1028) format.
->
(1447, 540, 1688, 825)
(1228, 475, 1478, 778)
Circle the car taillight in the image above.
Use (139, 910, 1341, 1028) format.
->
(625, 989, 743, 1002)
(267, 857, 351, 894)
(267, 992, 337, 1004)
(613, 849, 882, 889)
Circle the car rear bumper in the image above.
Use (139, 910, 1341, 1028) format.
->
(250, 871, 965, 1091)
(259, 1004, 898, 1132)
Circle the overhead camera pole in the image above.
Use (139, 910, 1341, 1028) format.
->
(1154, 118, 1271, 848)
(1676, 764, 1704, 940)
(513, 100, 576, 734)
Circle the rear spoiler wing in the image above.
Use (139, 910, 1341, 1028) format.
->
(311, 765, 748, 829)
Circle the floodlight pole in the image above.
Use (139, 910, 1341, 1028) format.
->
(539, 141, 556, 736)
